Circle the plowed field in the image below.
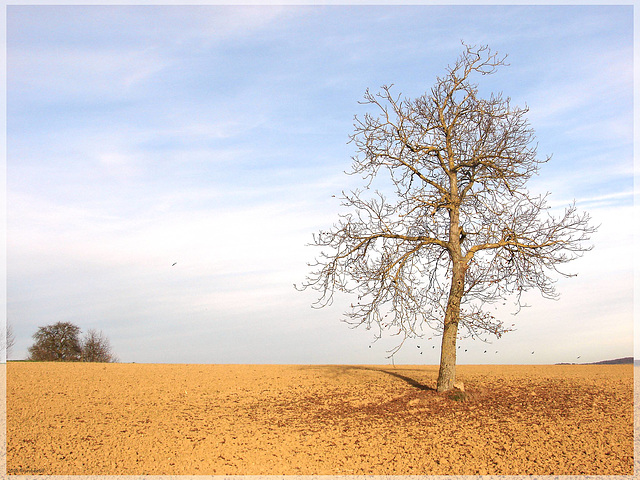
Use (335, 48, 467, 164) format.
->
(6, 362, 634, 475)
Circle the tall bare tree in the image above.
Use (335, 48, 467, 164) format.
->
(300, 44, 596, 392)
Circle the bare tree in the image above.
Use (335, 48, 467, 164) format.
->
(81, 329, 118, 363)
(300, 44, 597, 392)
(6, 320, 15, 359)
(28, 322, 82, 361)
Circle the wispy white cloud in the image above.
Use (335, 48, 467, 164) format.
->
(9, 45, 170, 100)
(571, 190, 636, 209)
(527, 155, 634, 210)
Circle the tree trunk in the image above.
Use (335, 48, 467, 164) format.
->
(437, 167, 465, 392)
(437, 253, 465, 392)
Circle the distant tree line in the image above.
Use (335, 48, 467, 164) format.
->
(27, 321, 118, 362)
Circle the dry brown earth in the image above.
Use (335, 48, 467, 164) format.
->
(6, 362, 634, 475)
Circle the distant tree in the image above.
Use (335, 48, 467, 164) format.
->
(81, 329, 118, 363)
(300, 43, 597, 392)
(28, 322, 82, 361)
(6, 320, 15, 359)
(27, 322, 118, 362)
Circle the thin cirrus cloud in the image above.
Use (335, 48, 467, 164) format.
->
(10, 46, 169, 99)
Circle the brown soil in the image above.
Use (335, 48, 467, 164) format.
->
(6, 362, 634, 475)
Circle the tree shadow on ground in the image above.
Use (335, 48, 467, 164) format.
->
(374, 368, 435, 391)
(320, 365, 435, 392)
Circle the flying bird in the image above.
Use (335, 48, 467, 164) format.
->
(172, 262, 177, 266)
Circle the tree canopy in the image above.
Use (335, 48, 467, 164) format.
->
(81, 329, 119, 363)
(28, 321, 82, 361)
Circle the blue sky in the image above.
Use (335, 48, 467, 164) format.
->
(5, 5, 635, 364)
